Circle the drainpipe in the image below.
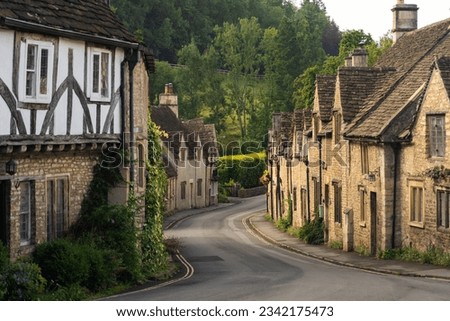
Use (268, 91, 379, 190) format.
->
(305, 161, 311, 222)
(391, 143, 400, 249)
(127, 49, 140, 188)
(318, 136, 323, 218)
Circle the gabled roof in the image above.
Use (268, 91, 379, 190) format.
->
(437, 56, 450, 101)
(151, 106, 217, 160)
(314, 75, 335, 123)
(344, 18, 450, 141)
(336, 67, 396, 124)
(0, 0, 138, 47)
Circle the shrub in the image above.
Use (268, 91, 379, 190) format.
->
(218, 152, 266, 189)
(298, 217, 324, 245)
(41, 284, 89, 301)
(73, 204, 142, 282)
(34, 239, 90, 288)
(1, 261, 46, 300)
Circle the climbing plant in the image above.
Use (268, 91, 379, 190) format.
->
(140, 118, 169, 276)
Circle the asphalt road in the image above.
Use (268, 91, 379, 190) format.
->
(110, 196, 450, 301)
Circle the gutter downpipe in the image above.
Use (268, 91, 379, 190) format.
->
(318, 136, 323, 218)
(392, 143, 400, 249)
(128, 49, 140, 188)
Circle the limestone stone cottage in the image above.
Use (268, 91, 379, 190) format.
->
(151, 84, 219, 213)
(268, 1, 450, 255)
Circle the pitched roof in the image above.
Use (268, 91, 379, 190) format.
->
(337, 67, 396, 124)
(0, 0, 138, 46)
(151, 106, 218, 160)
(437, 56, 450, 101)
(345, 18, 450, 141)
(315, 75, 335, 123)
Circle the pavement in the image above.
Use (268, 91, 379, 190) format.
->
(164, 199, 450, 281)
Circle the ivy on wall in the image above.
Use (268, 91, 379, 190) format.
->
(140, 118, 169, 276)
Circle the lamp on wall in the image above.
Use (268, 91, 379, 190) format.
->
(5, 159, 18, 176)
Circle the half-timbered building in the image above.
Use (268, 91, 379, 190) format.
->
(0, 0, 154, 258)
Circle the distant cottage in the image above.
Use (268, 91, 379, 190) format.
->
(151, 84, 219, 213)
(268, 1, 450, 254)
(0, 0, 153, 258)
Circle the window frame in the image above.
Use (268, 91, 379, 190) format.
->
(19, 39, 54, 104)
(361, 143, 369, 175)
(87, 47, 112, 102)
(19, 181, 35, 246)
(437, 190, 450, 229)
(409, 185, 424, 227)
(47, 176, 69, 241)
(427, 114, 445, 158)
(333, 181, 342, 224)
(180, 181, 187, 200)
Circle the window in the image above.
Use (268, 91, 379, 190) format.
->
(361, 143, 369, 174)
(181, 181, 187, 200)
(88, 48, 111, 101)
(20, 181, 35, 245)
(359, 189, 366, 223)
(333, 182, 342, 224)
(197, 179, 202, 197)
(437, 190, 450, 228)
(19, 40, 54, 103)
(293, 187, 298, 211)
(180, 147, 186, 161)
(428, 115, 445, 157)
(334, 112, 342, 144)
(312, 177, 320, 214)
(301, 188, 307, 220)
(47, 177, 69, 241)
(410, 186, 423, 224)
(138, 145, 145, 188)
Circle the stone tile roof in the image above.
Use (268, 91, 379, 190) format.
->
(315, 75, 335, 123)
(151, 106, 217, 160)
(437, 56, 450, 100)
(345, 18, 450, 141)
(0, 0, 137, 43)
(337, 67, 396, 124)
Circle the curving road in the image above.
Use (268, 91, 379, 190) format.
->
(111, 196, 450, 301)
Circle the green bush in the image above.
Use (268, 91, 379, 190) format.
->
(1, 261, 46, 300)
(41, 284, 89, 301)
(218, 152, 266, 189)
(298, 217, 324, 245)
(73, 204, 142, 282)
(34, 239, 90, 288)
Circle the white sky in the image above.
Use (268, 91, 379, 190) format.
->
(293, 0, 450, 40)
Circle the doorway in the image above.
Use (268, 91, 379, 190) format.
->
(0, 180, 11, 246)
(370, 192, 377, 255)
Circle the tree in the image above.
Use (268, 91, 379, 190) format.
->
(213, 18, 263, 141)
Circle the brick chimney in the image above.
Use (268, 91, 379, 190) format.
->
(392, 0, 418, 43)
(159, 83, 179, 118)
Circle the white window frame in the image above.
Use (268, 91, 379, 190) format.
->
(87, 47, 112, 102)
(19, 40, 54, 104)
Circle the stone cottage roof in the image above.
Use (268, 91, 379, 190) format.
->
(336, 67, 396, 124)
(345, 18, 450, 141)
(437, 56, 450, 100)
(0, 0, 137, 45)
(315, 75, 335, 123)
(151, 106, 217, 160)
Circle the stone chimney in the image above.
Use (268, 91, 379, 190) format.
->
(159, 83, 178, 118)
(392, 0, 418, 43)
(351, 47, 368, 67)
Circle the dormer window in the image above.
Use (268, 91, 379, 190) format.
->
(88, 48, 111, 101)
(334, 112, 342, 144)
(19, 40, 54, 104)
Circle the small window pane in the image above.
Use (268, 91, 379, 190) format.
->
(92, 54, 100, 94)
(20, 182, 31, 242)
(100, 52, 109, 97)
(40, 48, 49, 95)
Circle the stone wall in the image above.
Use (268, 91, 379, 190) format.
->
(0, 150, 101, 259)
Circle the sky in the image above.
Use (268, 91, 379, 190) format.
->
(293, 0, 450, 40)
